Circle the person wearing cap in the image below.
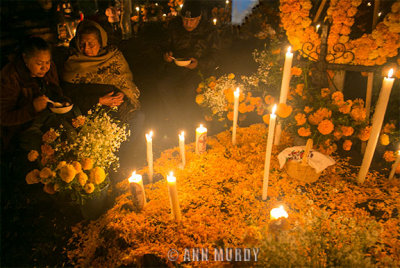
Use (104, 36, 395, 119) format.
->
(158, 1, 218, 128)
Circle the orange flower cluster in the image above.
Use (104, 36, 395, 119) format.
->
(280, 0, 400, 66)
(67, 124, 400, 267)
(308, 108, 332, 125)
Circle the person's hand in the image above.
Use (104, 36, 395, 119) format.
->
(163, 51, 174, 63)
(99, 92, 124, 107)
(185, 57, 198, 70)
(33, 95, 49, 112)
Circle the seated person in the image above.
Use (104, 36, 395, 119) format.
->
(63, 19, 140, 120)
(62, 20, 144, 169)
(1, 36, 71, 153)
(158, 1, 218, 128)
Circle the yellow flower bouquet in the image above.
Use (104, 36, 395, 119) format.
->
(25, 105, 129, 204)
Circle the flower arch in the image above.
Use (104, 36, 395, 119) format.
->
(280, 0, 400, 66)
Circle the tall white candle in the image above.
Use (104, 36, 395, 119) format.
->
(263, 104, 277, 200)
(358, 69, 395, 184)
(232, 87, 240, 145)
(179, 131, 186, 169)
(167, 171, 182, 221)
(146, 131, 154, 183)
(389, 150, 400, 180)
(275, 46, 293, 146)
(279, 46, 293, 104)
(195, 124, 207, 154)
(128, 171, 146, 205)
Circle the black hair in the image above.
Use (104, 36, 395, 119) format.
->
(20, 36, 51, 58)
(181, 1, 202, 18)
(77, 25, 101, 44)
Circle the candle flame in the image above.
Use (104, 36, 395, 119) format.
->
(213, 18, 217, 25)
(316, 24, 320, 31)
(388, 69, 393, 78)
(272, 104, 277, 115)
(146, 131, 153, 141)
(180, 4, 183, 8)
(234, 87, 240, 98)
(226, 0, 229, 4)
(167, 171, 176, 183)
(270, 205, 288, 220)
(135, 6, 139, 11)
(179, 131, 185, 140)
(287, 46, 291, 54)
(128, 171, 142, 183)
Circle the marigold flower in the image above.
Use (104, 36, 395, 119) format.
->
(341, 126, 354, 136)
(291, 66, 302, 76)
(224, 88, 235, 103)
(276, 103, 293, 118)
(90, 166, 106, 185)
(77, 172, 88, 186)
(380, 134, 390, 146)
(295, 83, 304, 96)
(350, 107, 366, 121)
(304, 106, 313, 113)
(343, 140, 352, 151)
(81, 158, 94, 170)
(295, 113, 306, 126)
(84, 183, 95, 194)
(72, 115, 86, 128)
(208, 81, 216, 88)
(298, 127, 311, 137)
(195, 94, 205, 105)
(60, 164, 76, 183)
(332, 91, 344, 106)
(358, 126, 371, 141)
(228, 73, 235, 79)
(383, 151, 396, 162)
(42, 128, 58, 143)
(263, 114, 270, 125)
(339, 100, 352, 114)
(264, 95, 275, 105)
(318, 119, 334, 135)
(383, 123, 396, 133)
(204, 115, 213, 121)
(40, 167, 54, 180)
(43, 183, 56, 195)
(27, 150, 39, 162)
(72, 161, 82, 173)
(57, 161, 67, 170)
(321, 88, 330, 98)
(41, 144, 54, 156)
(227, 111, 234, 121)
(26, 169, 40, 184)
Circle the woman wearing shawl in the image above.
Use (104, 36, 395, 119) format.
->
(63, 20, 144, 169)
(63, 19, 140, 119)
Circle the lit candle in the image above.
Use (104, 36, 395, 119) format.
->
(270, 205, 288, 220)
(128, 171, 146, 205)
(146, 131, 154, 183)
(195, 124, 207, 154)
(263, 104, 277, 200)
(389, 149, 400, 180)
(275, 46, 293, 146)
(135, 6, 139, 12)
(179, 131, 186, 169)
(358, 69, 395, 184)
(213, 18, 217, 25)
(316, 24, 320, 32)
(232, 87, 240, 145)
(179, 4, 183, 9)
(167, 171, 182, 221)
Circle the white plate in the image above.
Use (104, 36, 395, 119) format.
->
(50, 104, 74, 114)
(174, 58, 191, 67)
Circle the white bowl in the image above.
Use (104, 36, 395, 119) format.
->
(174, 58, 191, 67)
(50, 103, 74, 114)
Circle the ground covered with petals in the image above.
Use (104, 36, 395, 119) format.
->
(67, 124, 400, 267)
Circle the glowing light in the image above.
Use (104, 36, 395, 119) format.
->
(388, 69, 393, 78)
(270, 205, 288, 220)
(167, 171, 176, 183)
(128, 171, 142, 183)
(272, 104, 277, 116)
